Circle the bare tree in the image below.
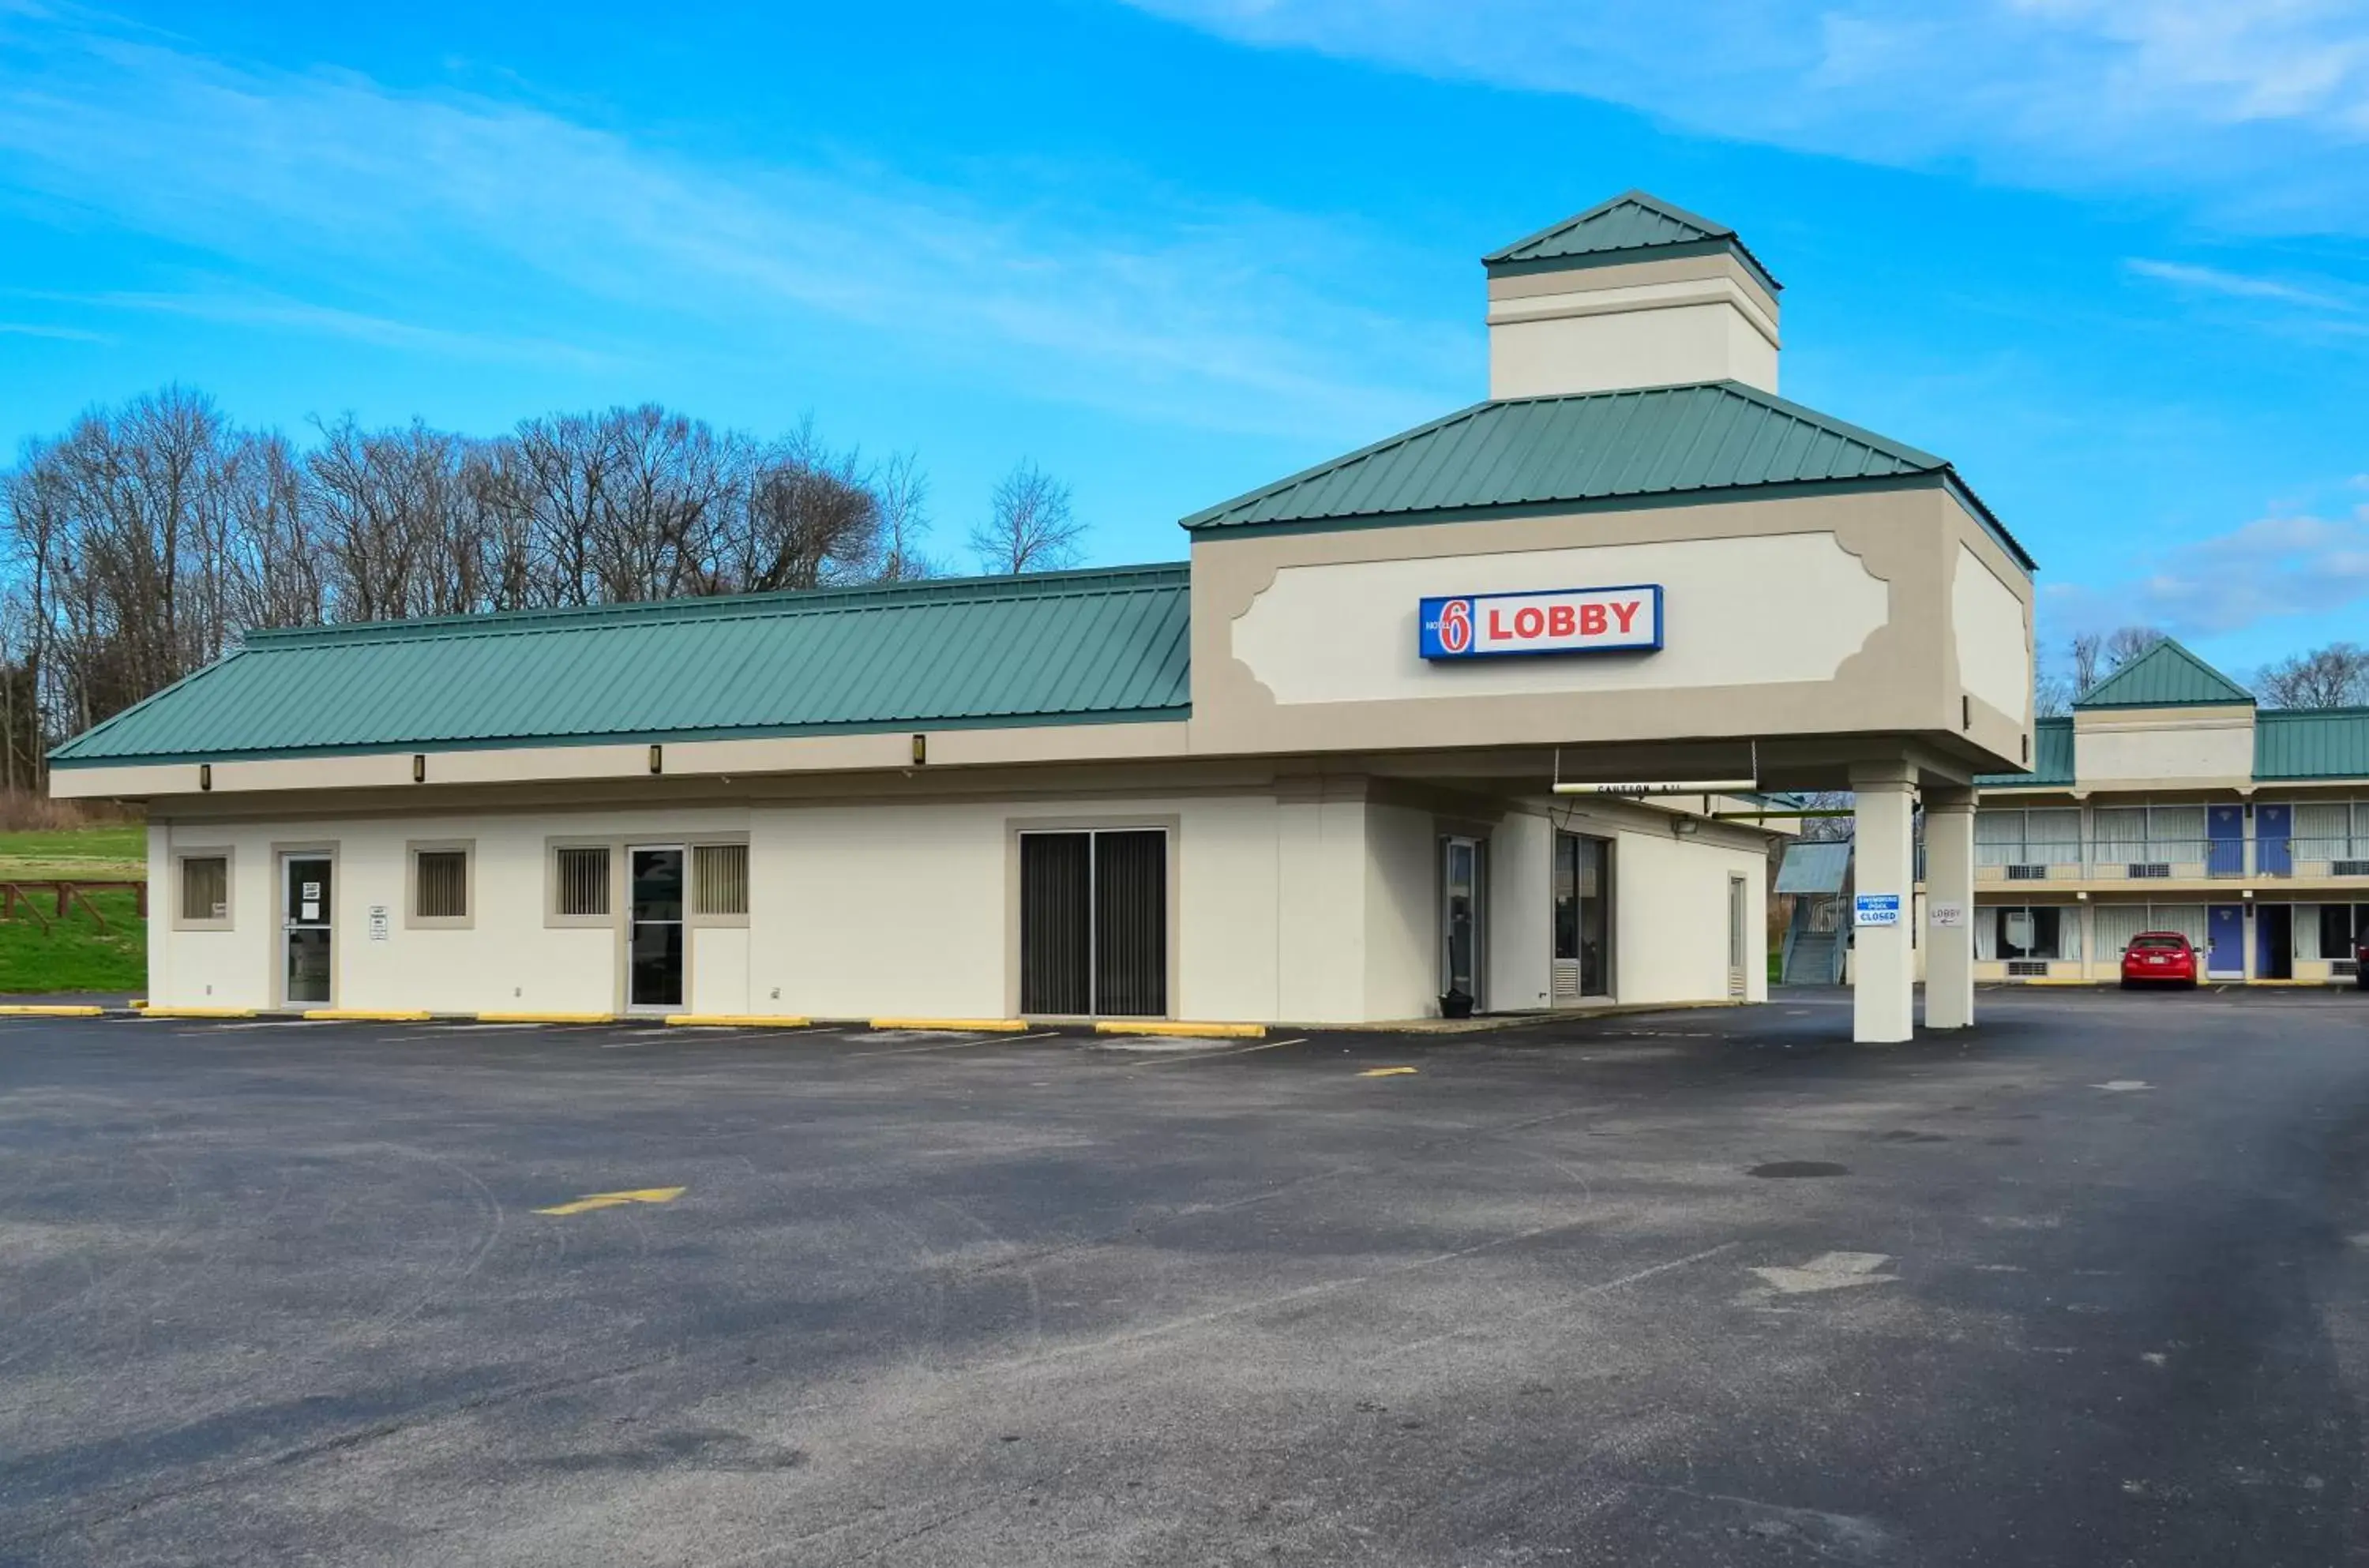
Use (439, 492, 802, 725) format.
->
(873, 452, 937, 582)
(2068, 632, 2103, 697)
(2257, 643, 2369, 709)
(730, 422, 880, 592)
(2103, 625, 2165, 673)
(0, 386, 957, 772)
(970, 460, 1084, 575)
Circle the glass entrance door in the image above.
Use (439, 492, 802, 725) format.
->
(282, 854, 333, 1006)
(1442, 836, 1482, 1008)
(629, 846, 685, 1010)
(1553, 832, 1611, 1000)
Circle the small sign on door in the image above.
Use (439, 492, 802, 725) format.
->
(1853, 894, 1902, 928)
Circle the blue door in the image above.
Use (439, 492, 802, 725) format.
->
(2257, 804, 2292, 877)
(2207, 905, 2245, 978)
(2208, 805, 2244, 877)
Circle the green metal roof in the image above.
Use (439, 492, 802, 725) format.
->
(1484, 190, 1781, 297)
(1977, 717, 2074, 789)
(2073, 640, 2253, 710)
(2256, 708, 2369, 780)
(50, 565, 1192, 767)
(1180, 381, 2033, 570)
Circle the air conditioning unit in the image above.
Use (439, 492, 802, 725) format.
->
(2128, 863, 2172, 880)
(2335, 959, 2360, 978)
(2006, 959, 2051, 978)
(2334, 860, 2369, 878)
(2005, 864, 2047, 881)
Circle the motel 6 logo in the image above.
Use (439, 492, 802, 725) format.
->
(1436, 597, 1475, 655)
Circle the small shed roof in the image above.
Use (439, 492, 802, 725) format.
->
(1774, 840, 1853, 895)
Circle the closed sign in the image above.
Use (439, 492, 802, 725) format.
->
(1420, 585, 1662, 660)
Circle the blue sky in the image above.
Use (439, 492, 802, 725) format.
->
(2, 1, 2367, 677)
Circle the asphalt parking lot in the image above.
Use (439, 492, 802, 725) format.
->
(4, 989, 2368, 1567)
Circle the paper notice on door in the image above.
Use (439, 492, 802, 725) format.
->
(302, 882, 321, 900)
(301, 902, 320, 921)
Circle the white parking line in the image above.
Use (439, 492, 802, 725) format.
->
(847, 1030, 1058, 1059)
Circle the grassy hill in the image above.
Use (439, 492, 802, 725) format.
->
(0, 822, 145, 994)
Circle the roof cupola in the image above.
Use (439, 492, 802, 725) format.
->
(1484, 190, 1781, 400)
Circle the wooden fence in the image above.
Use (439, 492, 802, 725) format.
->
(0, 880, 146, 934)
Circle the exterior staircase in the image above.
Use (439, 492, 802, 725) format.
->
(1781, 921, 1843, 986)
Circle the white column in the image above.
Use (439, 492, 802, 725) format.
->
(1923, 786, 1976, 1029)
(1850, 761, 1917, 1044)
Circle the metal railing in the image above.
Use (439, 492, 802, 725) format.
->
(1970, 838, 2369, 882)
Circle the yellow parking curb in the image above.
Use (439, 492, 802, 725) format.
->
(301, 1009, 434, 1022)
(663, 1015, 813, 1028)
(0, 1004, 106, 1017)
(867, 1017, 1031, 1033)
(475, 1011, 614, 1024)
(1093, 1020, 1267, 1039)
(130, 1000, 147, 1010)
(141, 1007, 257, 1018)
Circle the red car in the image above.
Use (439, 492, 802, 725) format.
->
(2121, 932, 2198, 988)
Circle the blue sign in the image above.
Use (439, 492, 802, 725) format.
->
(1419, 584, 1664, 661)
(1853, 894, 1902, 928)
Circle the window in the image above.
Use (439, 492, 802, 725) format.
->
(1975, 906, 2081, 962)
(2095, 805, 2206, 870)
(1975, 808, 2081, 870)
(2319, 904, 2363, 960)
(2297, 805, 2368, 864)
(554, 845, 611, 918)
(407, 846, 470, 925)
(2093, 902, 2204, 956)
(178, 854, 230, 928)
(693, 843, 749, 918)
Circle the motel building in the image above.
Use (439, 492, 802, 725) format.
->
(1969, 640, 2369, 985)
(49, 193, 2039, 1045)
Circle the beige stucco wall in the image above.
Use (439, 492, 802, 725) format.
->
(1485, 251, 1781, 398)
(2072, 707, 2256, 789)
(1364, 801, 1441, 1020)
(1952, 543, 2031, 726)
(1489, 298, 1778, 399)
(142, 778, 1772, 1022)
(1610, 825, 1769, 1006)
(1487, 809, 1556, 1011)
(1188, 483, 2032, 780)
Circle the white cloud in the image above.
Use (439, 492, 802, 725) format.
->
(0, 12, 1460, 440)
(1122, 0, 2369, 231)
(2044, 504, 2369, 636)
(2124, 258, 2365, 313)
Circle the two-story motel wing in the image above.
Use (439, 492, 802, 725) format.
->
(1972, 639, 2369, 985)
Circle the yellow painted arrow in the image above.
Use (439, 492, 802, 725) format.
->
(535, 1187, 686, 1217)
